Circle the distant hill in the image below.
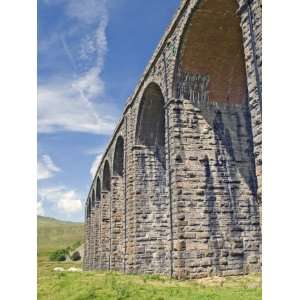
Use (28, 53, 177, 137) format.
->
(38, 215, 84, 256)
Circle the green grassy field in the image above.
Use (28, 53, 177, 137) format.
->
(37, 216, 262, 300)
(38, 216, 84, 256)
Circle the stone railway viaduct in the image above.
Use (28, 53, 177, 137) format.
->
(84, 0, 262, 279)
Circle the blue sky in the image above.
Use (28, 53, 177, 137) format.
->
(37, 0, 180, 222)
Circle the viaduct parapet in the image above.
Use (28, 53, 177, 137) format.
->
(84, 0, 262, 279)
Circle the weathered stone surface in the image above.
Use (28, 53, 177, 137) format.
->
(83, 0, 262, 279)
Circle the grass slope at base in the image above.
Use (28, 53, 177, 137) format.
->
(37, 216, 261, 300)
(38, 257, 261, 300)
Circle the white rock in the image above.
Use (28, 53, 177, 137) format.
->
(54, 267, 65, 272)
(68, 267, 82, 272)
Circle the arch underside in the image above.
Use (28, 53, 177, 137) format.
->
(96, 177, 101, 201)
(92, 189, 95, 207)
(175, 0, 247, 105)
(113, 136, 124, 177)
(136, 83, 166, 149)
(103, 161, 111, 191)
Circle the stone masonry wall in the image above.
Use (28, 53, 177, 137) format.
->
(99, 191, 110, 269)
(83, 0, 262, 279)
(93, 200, 101, 269)
(238, 0, 262, 209)
(132, 146, 170, 275)
(89, 206, 95, 269)
(168, 99, 261, 279)
(111, 176, 125, 271)
(83, 204, 90, 269)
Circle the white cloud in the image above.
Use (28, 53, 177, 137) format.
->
(38, 0, 117, 136)
(79, 35, 97, 60)
(66, 0, 108, 25)
(37, 202, 45, 216)
(57, 190, 82, 213)
(86, 145, 105, 178)
(38, 81, 115, 135)
(38, 186, 83, 214)
(72, 67, 105, 100)
(38, 186, 65, 203)
(90, 153, 103, 178)
(37, 154, 61, 181)
(85, 145, 105, 155)
(69, 1, 109, 102)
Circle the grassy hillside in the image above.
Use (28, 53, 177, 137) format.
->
(37, 216, 84, 256)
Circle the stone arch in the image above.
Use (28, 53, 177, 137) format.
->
(91, 189, 96, 207)
(102, 161, 111, 191)
(111, 135, 125, 271)
(168, 0, 261, 279)
(87, 197, 91, 218)
(100, 160, 112, 270)
(174, 0, 247, 105)
(131, 82, 170, 274)
(136, 82, 166, 149)
(96, 176, 101, 202)
(113, 136, 124, 177)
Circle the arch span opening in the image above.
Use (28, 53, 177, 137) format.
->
(175, 0, 247, 105)
(113, 136, 124, 177)
(96, 177, 101, 202)
(102, 161, 111, 191)
(136, 83, 165, 148)
(132, 83, 169, 273)
(92, 189, 95, 208)
(87, 198, 91, 218)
